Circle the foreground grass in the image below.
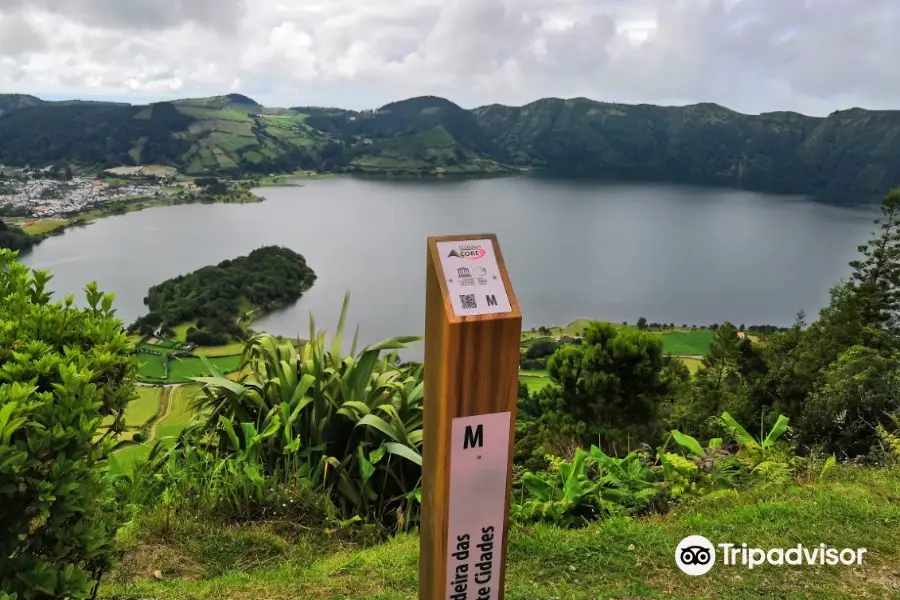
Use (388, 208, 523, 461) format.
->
(103, 466, 900, 600)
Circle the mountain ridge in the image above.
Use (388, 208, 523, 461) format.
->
(1, 93, 898, 195)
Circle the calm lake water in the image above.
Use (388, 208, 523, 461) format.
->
(21, 176, 881, 356)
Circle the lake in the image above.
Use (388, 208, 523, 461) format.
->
(21, 176, 881, 356)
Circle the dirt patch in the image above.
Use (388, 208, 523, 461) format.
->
(112, 543, 206, 583)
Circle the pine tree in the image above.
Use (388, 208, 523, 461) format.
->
(849, 188, 900, 334)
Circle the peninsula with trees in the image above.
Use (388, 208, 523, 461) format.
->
(130, 245, 316, 346)
(2, 93, 900, 195)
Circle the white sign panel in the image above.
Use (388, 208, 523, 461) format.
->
(445, 411, 511, 600)
(436, 239, 512, 317)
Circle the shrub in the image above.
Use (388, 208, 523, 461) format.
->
(0, 249, 137, 599)
(525, 339, 559, 359)
(512, 446, 659, 527)
(174, 293, 424, 530)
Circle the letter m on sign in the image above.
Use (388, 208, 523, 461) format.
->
(464, 424, 484, 449)
(486, 294, 498, 307)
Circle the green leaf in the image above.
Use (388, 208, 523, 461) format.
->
(671, 430, 704, 456)
(763, 414, 790, 449)
(369, 445, 387, 464)
(357, 414, 401, 443)
(384, 441, 422, 466)
(820, 455, 837, 481)
(721, 412, 760, 451)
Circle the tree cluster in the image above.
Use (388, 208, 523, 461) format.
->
(131, 246, 317, 345)
(0, 219, 36, 252)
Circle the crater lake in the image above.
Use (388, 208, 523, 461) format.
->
(20, 176, 881, 355)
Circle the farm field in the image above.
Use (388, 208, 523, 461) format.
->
(19, 219, 68, 235)
(136, 352, 241, 384)
(193, 342, 245, 357)
(657, 330, 716, 355)
(520, 369, 552, 393)
(126, 386, 163, 427)
(154, 384, 203, 441)
(678, 356, 703, 373)
(111, 384, 205, 473)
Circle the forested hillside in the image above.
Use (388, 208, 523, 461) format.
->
(475, 99, 900, 193)
(2, 92, 900, 193)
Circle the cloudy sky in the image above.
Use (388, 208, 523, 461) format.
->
(0, 0, 897, 115)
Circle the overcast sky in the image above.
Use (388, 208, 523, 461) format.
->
(0, 0, 897, 115)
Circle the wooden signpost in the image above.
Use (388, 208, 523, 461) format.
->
(420, 234, 522, 600)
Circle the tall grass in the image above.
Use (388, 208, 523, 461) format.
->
(123, 294, 424, 531)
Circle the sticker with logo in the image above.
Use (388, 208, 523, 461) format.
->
(436, 239, 513, 317)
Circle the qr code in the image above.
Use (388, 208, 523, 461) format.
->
(460, 294, 477, 310)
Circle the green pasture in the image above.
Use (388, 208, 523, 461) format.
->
(154, 384, 203, 441)
(137, 352, 241, 384)
(126, 387, 163, 427)
(658, 330, 716, 355)
(19, 219, 68, 235)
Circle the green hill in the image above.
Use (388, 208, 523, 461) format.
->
(0, 94, 43, 117)
(474, 98, 900, 193)
(3, 92, 900, 193)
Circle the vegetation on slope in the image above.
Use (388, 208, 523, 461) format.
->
(474, 98, 900, 193)
(130, 246, 316, 345)
(7, 92, 900, 192)
(105, 465, 900, 600)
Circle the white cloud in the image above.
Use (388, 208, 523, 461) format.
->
(0, 0, 897, 116)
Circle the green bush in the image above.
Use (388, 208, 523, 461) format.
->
(512, 446, 659, 527)
(0, 249, 138, 599)
(158, 293, 424, 530)
(525, 339, 559, 359)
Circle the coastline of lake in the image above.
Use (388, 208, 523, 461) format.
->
(20, 176, 881, 357)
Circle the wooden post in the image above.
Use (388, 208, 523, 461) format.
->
(420, 234, 522, 600)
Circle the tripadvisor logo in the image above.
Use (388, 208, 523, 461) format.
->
(675, 536, 868, 576)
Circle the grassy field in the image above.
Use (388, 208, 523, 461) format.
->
(677, 356, 704, 374)
(104, 466, 900, 599)
(659, 330, 717, 355)
(136, 352, 168, 380)
(19, 218, 68, 235)
(126, 387, 163, 428)
(193, 342, 246, 357)
(111, 384, 205, 473)
(154, 384, 202, 441)
(171, 322, 196, 342)
(137, 352, 241, 384)
(520, 369, 552, 393)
